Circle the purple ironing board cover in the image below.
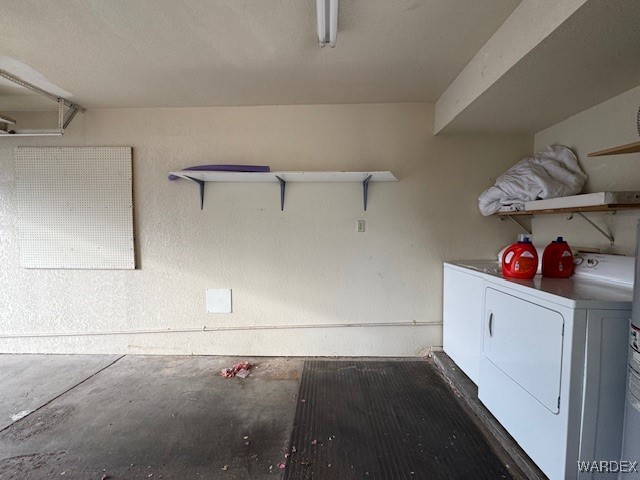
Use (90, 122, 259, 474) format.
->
(168, 165, 270, 180)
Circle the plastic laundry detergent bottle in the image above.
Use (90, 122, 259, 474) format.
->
(542, 237, 574, 278)
(501, 234, 538, 279)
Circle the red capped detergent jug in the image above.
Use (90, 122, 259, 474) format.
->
(542, 237, 573, 278)
(502, 235, 538, 279)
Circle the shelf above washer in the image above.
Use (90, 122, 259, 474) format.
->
(495, 204, 640, 245)
(495, 204, 640, 217)
(588, 141, 640, 157)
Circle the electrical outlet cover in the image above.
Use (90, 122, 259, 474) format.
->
(357, 219, 366, 233)
(206, 289, 232, 313)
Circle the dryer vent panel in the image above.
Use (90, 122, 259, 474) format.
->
(14, 146, 135, 269)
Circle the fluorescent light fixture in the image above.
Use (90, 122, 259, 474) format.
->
(329, 0, 338, 47)
(316, 0, 326, 47)
(316, 0, 338, 48)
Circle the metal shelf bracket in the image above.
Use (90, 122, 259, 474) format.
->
(569, 212, 615, 245)
(185, 176, 206, 210)
(500, 215, 532, 235)
(363, 174, 372, 211)
(276, 176, 285, 211)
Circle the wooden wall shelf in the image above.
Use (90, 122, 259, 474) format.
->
(495, 204, 640, 245)
(588, 141, 640, 157)
(495, 204, 640, 217)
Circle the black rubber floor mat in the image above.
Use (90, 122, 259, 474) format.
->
(283, 360, 513, 480)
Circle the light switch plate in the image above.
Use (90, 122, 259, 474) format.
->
(206, 289, 232, 313)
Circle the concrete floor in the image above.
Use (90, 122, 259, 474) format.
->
(0, 354, 120, 431)
(0, 355, 302, 479)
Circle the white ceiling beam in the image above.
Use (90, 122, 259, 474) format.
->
(434, 0, 588, 134)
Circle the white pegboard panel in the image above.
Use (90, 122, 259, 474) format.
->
(14, 147, 135, 269)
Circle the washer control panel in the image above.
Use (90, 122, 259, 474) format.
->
(573, 253, 634, 285)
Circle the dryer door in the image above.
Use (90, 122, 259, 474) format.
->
(484, 288, 565, 413)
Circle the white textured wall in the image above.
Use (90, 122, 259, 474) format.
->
(533, 85, 640, 255)
(0, 104, 530, 356)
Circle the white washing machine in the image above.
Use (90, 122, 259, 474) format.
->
(445, 253, 633, 479)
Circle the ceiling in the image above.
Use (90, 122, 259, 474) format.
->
(0, 0, 520, 111)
